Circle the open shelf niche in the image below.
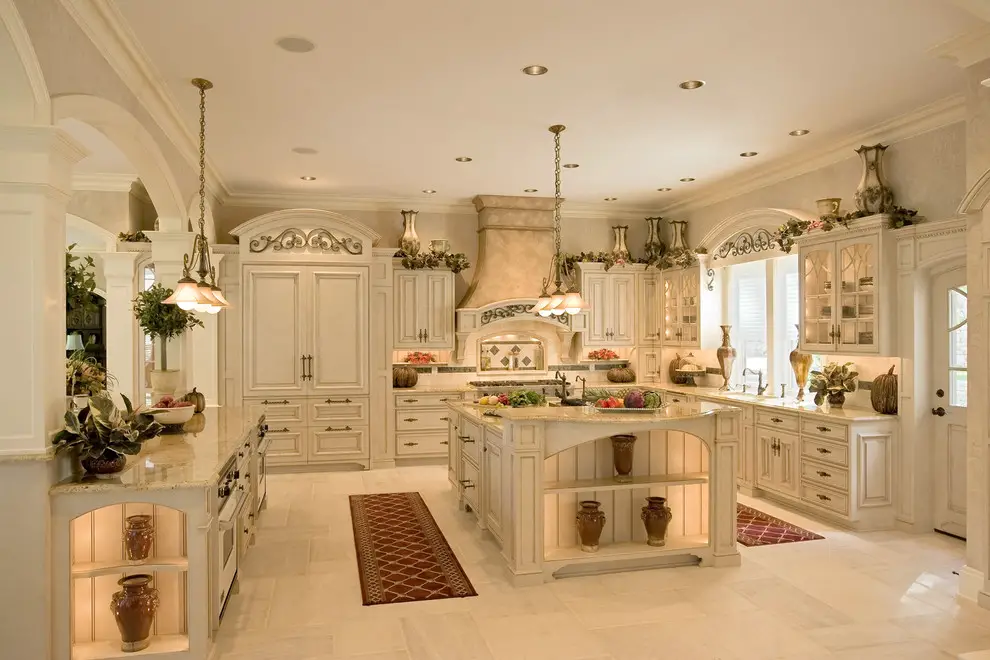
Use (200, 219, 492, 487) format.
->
(543, 428, 710, 570)
(69, 503, 189, 660)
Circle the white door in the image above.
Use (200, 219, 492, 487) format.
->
(393, 271, 422, 347)
(932, 265, 968, 538)
(584, 274, 609, 344)
(638, 272, 662, 343)
(242, 266, 307, 397)
(424, 272, 453, 348)
(309, 267, 370, 394)
(610, 273, 636, 345)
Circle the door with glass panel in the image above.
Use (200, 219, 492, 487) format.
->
(799, 244, 836, 352)
(836, 236, 878, 352)
(932, 265, 967, 538)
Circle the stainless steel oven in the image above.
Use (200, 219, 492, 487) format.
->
(216, 456, 243, 617)
(256, 419, 268, 513)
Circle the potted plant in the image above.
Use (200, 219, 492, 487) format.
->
(65, 244, 98, 325)
(66, 349, 116, 409)
(809, 361, 858, 408)
(53, 392, 162, 477)
(133, 283, 203, 398)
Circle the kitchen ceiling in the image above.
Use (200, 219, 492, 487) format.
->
(109, 0, 980, 209)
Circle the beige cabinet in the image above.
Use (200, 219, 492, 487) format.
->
(638, 271, 663, 343)
(484, 428, 504, 544)
(394, 391, 459, 459)
(660, 266, 721, 349)
(580, 264, 636, 346)
(755, 428, 799, 498)
(393, 269, 455, 350)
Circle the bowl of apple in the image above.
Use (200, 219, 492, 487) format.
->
(147, 396, 196, 427)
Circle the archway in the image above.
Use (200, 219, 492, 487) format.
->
(0, 0, 48, 124)
(697, 207, 816, 252)
(66, 213, 116, 252)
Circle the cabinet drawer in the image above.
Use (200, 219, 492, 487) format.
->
(396, 408, 452, 432)
(800, 418, 848, 443)
(664, 392, 695, 404)
(245, 398, 306, 425)
(802, 437, 849, 467)
(460, 457, 480, 509)
(756, 409, 799, 432)
(801, 483, 850, 516)
(308, 426, 369, 463)
(457, 418, 482, 465)
(264, 425, 307, 465)
(396, 432, 449, 456)
(395, 392, 460, 408)
(310, 396, 369, 424)
(801, 459, 850, 492)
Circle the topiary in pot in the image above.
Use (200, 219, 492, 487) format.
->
(133, 284, 203, 397)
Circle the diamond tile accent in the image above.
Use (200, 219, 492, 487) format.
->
(489, 346, 499, 355)
(736, 503, 824, 547)
(522, 356, 532, 366)
(500, 357, 510, 367)
(349, 492, 477, 605)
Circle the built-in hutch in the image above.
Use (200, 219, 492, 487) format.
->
(393, 267, 455, 350)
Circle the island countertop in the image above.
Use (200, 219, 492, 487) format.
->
(50, 407, 259, 495)
(447, 400, 736, 426)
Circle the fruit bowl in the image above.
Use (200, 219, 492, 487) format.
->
(147, 405, 195, 426)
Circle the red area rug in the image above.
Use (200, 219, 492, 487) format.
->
(349, 492, 477, 606)
(737, 503, 825, 547)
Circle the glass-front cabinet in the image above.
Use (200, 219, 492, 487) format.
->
(797, 219, 889, 355)
(660, 265, 720, 349)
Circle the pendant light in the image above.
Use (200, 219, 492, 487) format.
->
(532, 124, 586, 317)
(163, 78, 228, 314)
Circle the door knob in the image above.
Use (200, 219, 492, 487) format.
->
(932, 406, 946, 417)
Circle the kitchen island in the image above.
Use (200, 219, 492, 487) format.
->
(49, 407, 266, 660)
(446, 401, 741, 585)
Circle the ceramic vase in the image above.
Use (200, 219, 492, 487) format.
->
(400, 209, 421, 256)
(430, 239, 449, 254)
(644, 217, 667, 259)
(827, 391, 846, 408)
(668, 220, 689, 251)
(81, 451, 126, 478)
(610, 434, 636, 483)
(149, 369, 181, 401)
(575, 500, 607, 552)
(789, 325, 813, 401)
(815, 198, 842, 217)
(110, 574, 159, 652)
(716, 325, 737, 391)
(124, 514, 155, 562)
(641, 496, 673, 547)
(611, 225, 630, 262)
(854, 144, 894, 214)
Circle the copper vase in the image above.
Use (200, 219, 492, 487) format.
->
(110, 574, 159, 652)
(789, 325, 812, 401)
(641, 496, 673, 547)
(575, 500, 607, 552)
(124, 514, 155, 562)
(716, 325, 736, 391)
(610, 434, 636, 483)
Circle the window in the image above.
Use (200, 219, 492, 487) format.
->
(728, 261, 767, 381)
(142, 264, 156, 405)
(949, 284, 967, 407)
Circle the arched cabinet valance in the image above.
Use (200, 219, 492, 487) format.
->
(699, 207, 814, 266)
(229, 208, 381, 262)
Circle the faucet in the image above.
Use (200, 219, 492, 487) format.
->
(553, 370, 570, 400)
(574, 375, 587, 402)
(742, 368, 767, 395)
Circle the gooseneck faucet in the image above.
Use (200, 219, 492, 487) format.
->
(742, 368, 767, 395)
(574, 375, 587, 402)
(553, 370, 570, 399)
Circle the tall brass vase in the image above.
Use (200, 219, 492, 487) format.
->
(789, 324, 813, 401)
(716, 325, 736, 391)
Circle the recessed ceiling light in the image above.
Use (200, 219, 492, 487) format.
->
(422, 189, 437, 194)
(604, 197, 618, 202)
(455, 156, 473, 162)
(524, 188, 538, 193)
(789, 129, 811, 136)
(292, 147, 318, 155)
(740, 151, 758, 157)
(679, 80, 705, 90)
(275, 37, 316, 53)
(657, 187, 672, 192)
(562, 163, 579, 169)
(679, 177, 695, 182)
(300, 176, 316, 181)
(522, 65, 548, 76)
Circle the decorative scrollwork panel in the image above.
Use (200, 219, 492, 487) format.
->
(249, 228, 364, 254)
(712, 228, 777, 261)
(480, 304, 569, 325)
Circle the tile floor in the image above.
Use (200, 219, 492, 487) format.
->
(215, 466, 990, 660)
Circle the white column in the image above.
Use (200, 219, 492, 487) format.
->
(0, 124, 86, 660)
(217, 252, 241, 406)
(145, 230, 194, 392)
(101, 252, 139, 403)
(188, 252, 222, 406)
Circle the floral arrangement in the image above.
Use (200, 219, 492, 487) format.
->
(588, 348, 619, 360)
(117, 231, 151, 243)
(809, 361, 858, 406)
(560, 251, 620, 275)
(844, 206, 921, 230)
(394, 249, 471, 274)
(66, 349, 116, 396)
(404, 351, 436, 365)
(775, 206, 922, 253)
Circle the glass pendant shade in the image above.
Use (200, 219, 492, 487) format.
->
(206, 286, 228, 314)
(164, 277, 208, 311)
(193, 283, 220, 313)
(549, 289, 566, 315)
(563, 291, 584, 315)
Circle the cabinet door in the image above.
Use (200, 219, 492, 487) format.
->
(309, 267, 370, 394)
(800, 244, 837, 352)
(756, 430, 775, 490)
(584, 273, 610, 344)
(774, 432, 801, 497)
(661, 273, 682, 346)
(243, 266, 307, 397)
(265, 426, 307, 466)
(835, 236, 879, 353)
(424, 272, 454, 348)
(738, 424, 755, 488)
(394, 271, 422, 348)
(638, 272, 663, 343)
(678, 271, 700, 347)
(484, 435, 503, 541)
(610, 273, 636, 345)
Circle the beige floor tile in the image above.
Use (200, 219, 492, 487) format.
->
(474, 611, 611, 660)
(805, 620, 917, 651)
(401, 612, 494, 660)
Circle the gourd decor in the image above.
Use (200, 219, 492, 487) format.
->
(669, 353, 692, 384)
(871, 365, 898, 415)
(393, 365, 419, 389)
(606, 366, 636, 383)
(184, 387, 207, 413)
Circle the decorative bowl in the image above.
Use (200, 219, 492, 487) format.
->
(146, 406, 195, 426)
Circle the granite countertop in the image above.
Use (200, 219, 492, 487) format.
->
(448, 400, 735, 426)
(50, 407, 259, 494)
(657, 385, 895, 422)
(396, 385, 476, 393)
(446, 402, 504, 432)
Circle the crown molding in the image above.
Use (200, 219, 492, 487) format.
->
(58, 0, 229, 198)
(71, 172, 136, 192)
(929, 25, 990, 68)
(656, 94, 966, 217)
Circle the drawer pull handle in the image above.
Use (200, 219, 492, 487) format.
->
(440, 440, 449, 445)
(262, 399, 290, 405)
(459, 480, 475, 489)
(325, 398, 353, 404)
(816, 493, 832, 502)
(815, 447, 832, 455)
(403, 442, 419, 447)
(816, 470, 832, 478)
(269, 427, 291, 433)
(325, 425, 352, 432)
(440, 398, 450, 402)
(403, 417, 419, 422)
(816, 425, 831, 432)
(458, 435, 475, 443)
(770, 417, 783, 423)
(403, 398, 419, 403)
(440, 416, 450, 421)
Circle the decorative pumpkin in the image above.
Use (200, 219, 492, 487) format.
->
(393, 365, 419, 389)
(607, 366, 636, 383)
(871, 365, 898, 415)
(669, 353, 691, 385)
(184, 387, 206, 413)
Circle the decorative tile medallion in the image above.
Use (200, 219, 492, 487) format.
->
(736, 503, 825, 547)
(349, 492, 477, 605)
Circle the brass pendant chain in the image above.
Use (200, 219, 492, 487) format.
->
(191, 78, 214, 283)
(550, 124, 565, 289)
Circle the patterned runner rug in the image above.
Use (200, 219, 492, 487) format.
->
(349, 492, 477, 605)
(737, 503, 825, 547)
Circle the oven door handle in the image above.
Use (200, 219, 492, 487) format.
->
(218, 491, 243, 525)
